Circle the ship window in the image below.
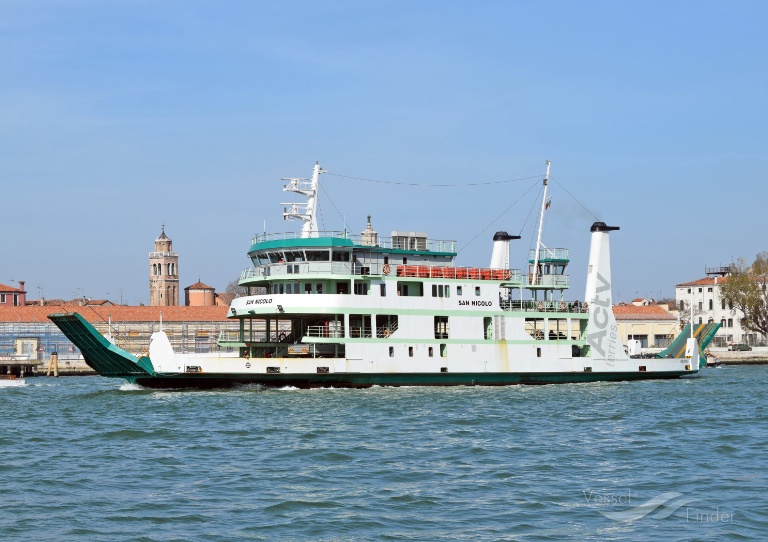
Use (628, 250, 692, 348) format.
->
(409, 346, 414, 357)
(307, 251, 330, 261)
(279, 284, 284, 294)
(434, 316, 449, 339)
(389, 346, 394, 357)
(380, 284, 386, 296)
(440, 344, 447, 357)
(475, 286, 481, 296)
(384, 256, 389, 265)
(332, 251, 350, 262)
(349, 314, 371, 337)
(285, 250, 303, 262)
(525, 318, 545, 340)
(457, 286, 463, 296)
(305, 283, 312, 294)
(432, 284, 447, 298)
(484, 317, 492, 339)
(316, 284, 323, 294)
(428, 347, 433, 357)
(376, 315, 398, 337)
(537, 347, 541, 358)
(548, 319, 568, 340)
(354, 283, 368, 295)
(403, 257, 407, 265)
(337, 283, 350, 294)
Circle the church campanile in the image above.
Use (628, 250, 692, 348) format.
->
(149, 225, 179, 306)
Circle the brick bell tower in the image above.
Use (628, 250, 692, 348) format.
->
(149, 225, 179, 306)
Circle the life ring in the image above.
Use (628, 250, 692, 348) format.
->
(560, 301, 567, 311)
(536, 301, 544, 311)
(383, 264, 391, 275)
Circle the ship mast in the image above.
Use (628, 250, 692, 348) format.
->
(281, 162, 325, 238)
(532, 160, 551, 286)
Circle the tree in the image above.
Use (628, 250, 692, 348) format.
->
(720, 252, 768, 338)
(225, 279, 248, 298)
(225, 279, 266, 297)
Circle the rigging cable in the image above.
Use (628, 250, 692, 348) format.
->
(325, 171, 542, 187)
(550, 176, 600, 222)
(456, 178, 541, 256)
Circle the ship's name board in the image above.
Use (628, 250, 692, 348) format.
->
(458, 300, 493, 307)
(245, 298, 273, 305)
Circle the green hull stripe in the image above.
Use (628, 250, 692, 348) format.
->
(130, 370, 693, 389)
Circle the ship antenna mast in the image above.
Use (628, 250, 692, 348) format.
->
(281, 162, 326, 238)
(532, 160, 551, 286)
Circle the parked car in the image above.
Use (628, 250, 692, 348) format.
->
(728, 343, 752, 351)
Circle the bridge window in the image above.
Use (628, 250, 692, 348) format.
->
(475, 286, 481, 296)
(306, 251, 329, 261)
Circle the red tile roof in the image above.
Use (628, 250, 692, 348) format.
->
(185, 281, 216, 291)
(0, 283, 24, 293)
(675, 277, 728, 287)
(612, 304, 676, 321)
(0, 305, 230, 324)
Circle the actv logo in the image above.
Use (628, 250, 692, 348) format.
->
(586, 272, 618, 366)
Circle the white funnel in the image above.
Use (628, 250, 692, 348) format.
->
(489, 231, 520, 269)
(584, 222, 628, 365)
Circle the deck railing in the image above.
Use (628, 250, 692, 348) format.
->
(251, 231, 457, 253)
(501, 300, 588, 313)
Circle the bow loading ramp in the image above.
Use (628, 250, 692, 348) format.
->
(657, 322, 721, 366)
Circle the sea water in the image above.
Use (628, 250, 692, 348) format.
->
(1, 366, 766, 541)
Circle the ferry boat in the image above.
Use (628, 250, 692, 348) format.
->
(49, 162, 700, 388)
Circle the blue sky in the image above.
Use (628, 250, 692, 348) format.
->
(2, 1, 766, 305)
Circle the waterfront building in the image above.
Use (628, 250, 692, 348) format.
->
(185, 281, 216, 306)
(0, 305, 239, 372)
(674, 274, 764, 347)
(613, 303, 677, 349)
(149, 226, 179, 306)
(0, 281, 26, 307)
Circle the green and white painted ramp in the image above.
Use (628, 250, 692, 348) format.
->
(48, 312, 154, 377)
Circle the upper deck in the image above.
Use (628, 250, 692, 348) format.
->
(249, 230, 457, 255)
